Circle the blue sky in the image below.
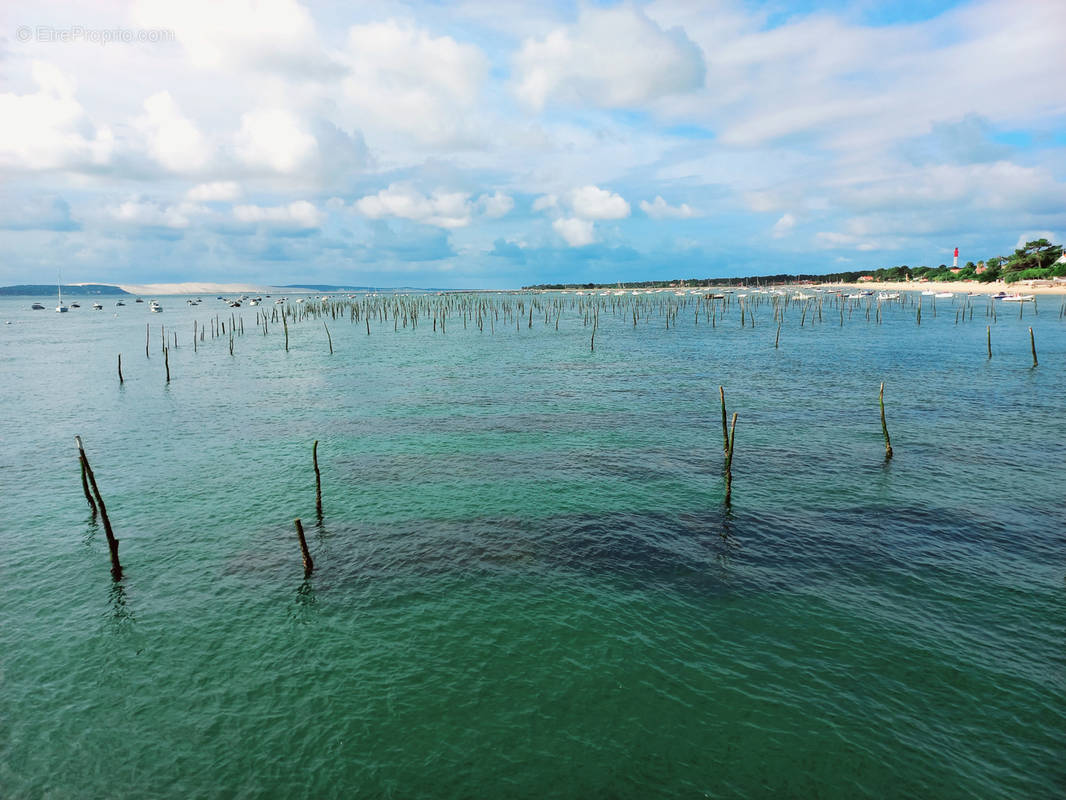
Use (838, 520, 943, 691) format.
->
(1, 0, 1063, 288)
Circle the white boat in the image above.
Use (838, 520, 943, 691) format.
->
(921, 290, 936, 296)
(55, 279, 68, 313)
(92, 302, 103, 310)
(934, 292, 953, 299)
(1001, 294, 1034, 302)
(150, 301, 163, 313)
(31, 302, 45, 310)
(877, 292, 900, 300)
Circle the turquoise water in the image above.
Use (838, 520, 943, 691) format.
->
(1, 291, 1064, 798)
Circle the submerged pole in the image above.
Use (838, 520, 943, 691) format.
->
(75, 436, 121, 579)
(313, 440, 322, 517)
(879, 382, 893, 460)
(294, 518, 313, 577)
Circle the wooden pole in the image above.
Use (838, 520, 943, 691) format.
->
(719, 386, 728, 452)
(294, 518, 313, 577)
(1029, 327, 1037, 367)
(117, 353, 123, 384)
(164, 346, 170, 383)
(724, 412, 738, 506)
(79, 453, 97, 515)
(313, 440, 322, 517)
(75, 436, 121, 579)
(879, 382, 893, 460)
(987, 325, 991, 359)
(324, 323, 333, 354)
(283, 315, 289, 351)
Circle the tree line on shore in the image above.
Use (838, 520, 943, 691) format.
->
(524, 239, 1064, 290)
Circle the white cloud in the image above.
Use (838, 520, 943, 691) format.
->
(514, 6, 704, 110)
(640, 196, 697, 219)
(186, 181, 241, 202)
(340, 20, 488, 146)
(479, 192, 515, 218)
(532, 194, 558, 212)
(553, 217, 596, 247)
(570, 185, 630, 220)
(235, 108, 317, 174)
(355, 184, 473, 229)
(649, 0, 1066, 154)
(771, 212, 796, 238)
(0, 61, 113, 171)
(135, 91, 210, 173)
(110, 199, 208, 228)
(233, 201, 323, 228)
(133, 0, 323, 72)
(837, 161, 1063, 214)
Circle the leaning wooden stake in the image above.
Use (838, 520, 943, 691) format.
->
(164, 346, 170, 383)
(118, 353, 124, 384)
(719, 386, 729, 451)
(1029, 327, 1037, 367)
(79, 454, 97, 515)
(312, 440, 322, 517)
(75, 436, 121, 579)
(724, 412, 738, 506)
(294, 518, 313, 577)
(987, 326, 991, 359)
(879, 382, 893, 460)
(324, 323, 333, 355)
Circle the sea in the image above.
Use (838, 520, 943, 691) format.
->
(1, 289, 1063, 798)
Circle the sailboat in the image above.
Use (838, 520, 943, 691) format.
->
(55, 278, 68, 313)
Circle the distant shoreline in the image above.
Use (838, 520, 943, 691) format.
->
(823, 280, 1066, 296)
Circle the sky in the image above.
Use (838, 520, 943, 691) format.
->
(1, 0, 1064, 289)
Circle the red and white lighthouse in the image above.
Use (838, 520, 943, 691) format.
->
(953, 247, 959, 268)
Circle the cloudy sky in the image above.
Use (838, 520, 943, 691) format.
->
(1, 0, 1064, 288)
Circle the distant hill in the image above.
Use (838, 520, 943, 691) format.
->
(0, 284, 129, 296)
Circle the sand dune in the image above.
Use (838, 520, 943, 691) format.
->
(114, 282, 276, 296)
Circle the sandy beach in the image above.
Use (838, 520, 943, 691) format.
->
(821, 280, 1066, 296)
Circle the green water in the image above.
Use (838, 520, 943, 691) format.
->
(1, 292, 1064, 798)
